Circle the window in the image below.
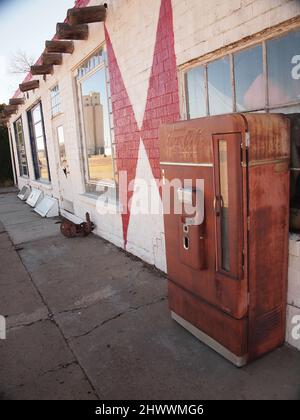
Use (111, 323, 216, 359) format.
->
(218, 140, 230, 272)
(184, 28, 300, 116)
(13, 117, 29, 177)
(186, 67, 207, 118)
(28, 102, 51, 181)
(267, 30, 300, 107)
(208, 56, 233, 115)
(77, 48, 115, 190)
(234, 45, 264, 111)
(184, 27, 300, 234)
(213, 133, 243, 279)
(50, 85, 61, 116)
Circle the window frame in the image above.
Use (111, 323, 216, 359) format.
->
(50, 84, 62, 117)
(27, 101, 51, 182)
(181, 26, 300, 119)
(76, 45, 117, 193)
(13, 116, 29, 178)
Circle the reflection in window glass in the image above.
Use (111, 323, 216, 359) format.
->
(34, 122, 43, 138)
(50, 85, 61, 116)
(208, 57, 233, 115)
(14, 118, 28, 177)
(32, 106, 41, 123)
(29, 103, 50, 181)
(218, 140, 230, 272)
(78, 54, 114, 183)
(186, 67, 206, 118)
(234, 45, 264, 111)
(57, 126, 68, 172)
(267, 30, 300, 106)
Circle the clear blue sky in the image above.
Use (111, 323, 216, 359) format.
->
(0, 0, 76, 103)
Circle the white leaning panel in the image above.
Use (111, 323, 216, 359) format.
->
(34, 196, 59, 218)
(18, 185, 31, 201)
(60, 209, 83, 225)
(26, 188, 43, 208)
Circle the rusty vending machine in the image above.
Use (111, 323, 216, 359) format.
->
(160, 114, 290, 366)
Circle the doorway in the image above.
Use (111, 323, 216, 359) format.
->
(52, 118, 74, 214)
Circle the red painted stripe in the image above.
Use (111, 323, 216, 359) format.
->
(105, 0, 179, 245)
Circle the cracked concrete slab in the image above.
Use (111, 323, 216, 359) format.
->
(0, 237, 46, 320)
(7, 307, 49, 330)
(0, 203, 25, 215)
(70, 300, 300, 400)
(6, 219, 60, 245)
(0, 232, 12, 250)
(0, 320, 96, 400)
(0, 187, 18, 195)
(0, 194, 60, 245)
(1, 191, 300, 400)
(19, 235, 150, 313)
(0, 210, 40, 226)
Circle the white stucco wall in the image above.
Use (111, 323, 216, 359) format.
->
(172, 0, 300, 66)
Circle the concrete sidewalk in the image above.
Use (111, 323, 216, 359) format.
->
(0, 191, 300, 400)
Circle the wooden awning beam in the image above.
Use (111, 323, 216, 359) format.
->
(9, 98, 24, 106)
(19, 80, 40, 92)
(45, 40, 74, 54)
(67, 5, 107, 25)
(3, 105, 18, 114)
(42, 53, 63, 66)
(56, 23, 89, 40)
(31, 65, 53, 75)
(9, 7, 103, 107)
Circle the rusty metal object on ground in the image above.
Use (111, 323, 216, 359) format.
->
(60, 212, 95, 238)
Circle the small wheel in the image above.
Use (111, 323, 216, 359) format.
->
(60, 221, 77, 238)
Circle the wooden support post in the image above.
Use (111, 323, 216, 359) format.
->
(42, 53, 63, 66)
(19, 80, 40, 92)
(56, 23, 89, 40)
(67, 5, 107, 25)
(9, 98, 24, 106)
(45, 40, 74, 54)
(31, 65, 53, 75)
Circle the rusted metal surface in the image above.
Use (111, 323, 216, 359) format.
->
(160, 113, 290, 365)
(60, 212, 95, 238)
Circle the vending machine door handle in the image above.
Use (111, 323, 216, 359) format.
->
(214, 195, 223, 217)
